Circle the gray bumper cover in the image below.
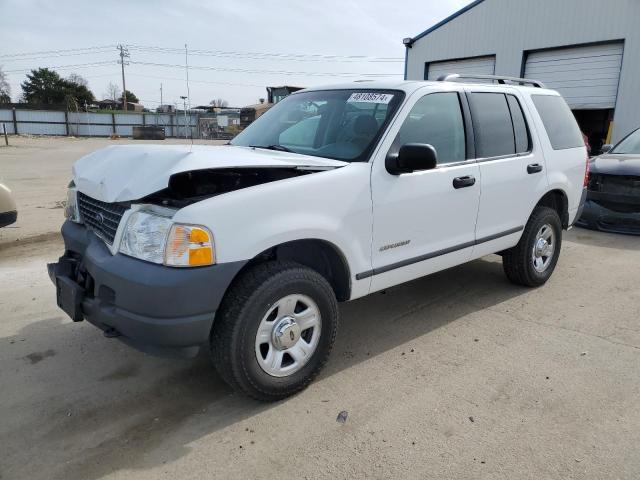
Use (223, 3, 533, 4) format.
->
(50, 221, 246, 356)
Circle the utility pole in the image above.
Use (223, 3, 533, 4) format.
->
(117, 44, 130, 111)
(160, 83, 163, 107)
(180, 95, 188, 140)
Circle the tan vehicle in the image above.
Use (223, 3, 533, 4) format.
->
(239, 102, 273, 129)
(0, 183, 17, 227)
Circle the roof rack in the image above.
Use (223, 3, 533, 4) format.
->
(436, 74, 546, 88)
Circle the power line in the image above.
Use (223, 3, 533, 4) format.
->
(3, 61, 117, 74)
(126, 44, 404, 63)
(129, 60, 402, 77)
(0, 44, 404, 64)
(127, 73, 265, 88)
(0, 45, 115, 59)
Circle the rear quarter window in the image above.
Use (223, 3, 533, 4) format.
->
(531, 95, 584, 150)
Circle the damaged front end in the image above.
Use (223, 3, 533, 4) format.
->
(142, 167, 319, 208)
(577, 172, 640, 234)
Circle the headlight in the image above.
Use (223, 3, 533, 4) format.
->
(119, 211, 215, 267)
(64, 187, 81, 223)
(119, 211, 173, 264)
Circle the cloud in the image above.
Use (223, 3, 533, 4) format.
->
(0, 0, 468, 107)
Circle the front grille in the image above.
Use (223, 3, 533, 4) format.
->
(77, 192, 126, 245)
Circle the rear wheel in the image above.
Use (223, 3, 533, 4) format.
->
(210, 261, 338, 401)
(503, 206, 562, 287)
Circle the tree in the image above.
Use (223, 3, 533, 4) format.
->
(66, 73, 88, 87)
(20, 67, 94, 105)
(0, 66, 10, 103)
(104, 82, 120, 102)
(64, 74, 94, 105)
(21, 68, 63, 104)
(120, 89, 139, 103)
(210, 98, 229, 108)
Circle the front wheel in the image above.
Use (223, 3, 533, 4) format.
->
(502, 206, 562, 287)
(210, 261, 339, 401)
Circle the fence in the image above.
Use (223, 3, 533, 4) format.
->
(0, 108, 200, 138)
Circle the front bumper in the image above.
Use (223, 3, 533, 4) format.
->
(48, 221, 246, 357)
(0, 210, 17, 228)
(576, 192, 640, 235)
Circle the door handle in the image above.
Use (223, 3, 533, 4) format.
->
(527, 163, 543, 174)
(452, 175, 476, 189)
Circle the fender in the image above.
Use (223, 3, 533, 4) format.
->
(171, 161, 374, 299)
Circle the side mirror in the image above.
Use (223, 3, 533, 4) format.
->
(600, 144, 612, 153)
(386, 143, 437, 175)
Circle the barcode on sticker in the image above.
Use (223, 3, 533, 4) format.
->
(347, 92, 394, 104)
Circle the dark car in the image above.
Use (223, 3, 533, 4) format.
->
(577, 127, 640, 234)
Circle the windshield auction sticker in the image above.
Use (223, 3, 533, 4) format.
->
(347, 92, 394, 104)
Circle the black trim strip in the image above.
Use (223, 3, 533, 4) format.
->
(356, 225, 523, 280)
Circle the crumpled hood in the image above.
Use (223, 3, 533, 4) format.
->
(73, 144, 347, 203)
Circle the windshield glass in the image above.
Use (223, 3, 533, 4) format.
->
(231, 89, 404, 162)
(611, 128, 640, 154)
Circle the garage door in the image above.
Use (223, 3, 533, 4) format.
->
(524, 42, 623, 109)
(426, 56, 495, 81)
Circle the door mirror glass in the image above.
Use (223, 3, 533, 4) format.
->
(386, 143, 437, 174)
(600, 144, 612, 153)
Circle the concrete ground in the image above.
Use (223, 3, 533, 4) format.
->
(1, 137, 640, 480)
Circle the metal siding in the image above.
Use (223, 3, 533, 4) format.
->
(74, 124, 113, 137)
(406, 0, 640, 141)
(19, 122, 66, 136)
(114, 113, 143, 125)
(0, 110, 13, 122)
(524, 43, 623, 109)
(426, 56, 495, 80)
(1, 121, 15, 134)
(15, 110, 65, 122)
(115, 125, 134, 136)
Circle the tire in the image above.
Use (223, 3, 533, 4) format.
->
(210, 261, 339, 401)
(502, 206, 562, 287)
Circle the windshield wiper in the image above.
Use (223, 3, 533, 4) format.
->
(250, 144, 294, 153)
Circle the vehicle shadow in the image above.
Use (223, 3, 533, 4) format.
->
(1, 255, 528, 480)
(567, 225, 640, 251)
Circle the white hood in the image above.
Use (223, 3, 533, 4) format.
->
(73, 144, 347, 203)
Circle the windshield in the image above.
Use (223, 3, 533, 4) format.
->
(231, 89, 404, 162)
(611, 128, 640, 154)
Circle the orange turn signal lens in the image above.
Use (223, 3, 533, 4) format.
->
(165, 224, 214, 267)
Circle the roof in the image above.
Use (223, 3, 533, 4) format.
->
(409, 0, 485, 44)
(294, 79, 557, 96)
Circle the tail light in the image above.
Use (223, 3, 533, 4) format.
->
(583, 154, 590, 187)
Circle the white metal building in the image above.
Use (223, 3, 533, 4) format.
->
(403, 0, 640, 148)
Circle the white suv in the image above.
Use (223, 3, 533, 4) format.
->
(49, 75, 588, 400)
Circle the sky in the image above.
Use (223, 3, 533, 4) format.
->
(0, 0, 469, 109)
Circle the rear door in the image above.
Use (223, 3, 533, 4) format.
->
(467, 88, 549, 256)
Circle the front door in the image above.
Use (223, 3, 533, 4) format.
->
(368, 91, 481, 293)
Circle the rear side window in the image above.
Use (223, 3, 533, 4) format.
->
(531, 95, 583, 150)
(468, 93, 515, 157)
(506, 95, 530, 153)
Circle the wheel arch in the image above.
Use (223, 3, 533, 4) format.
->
(534, 189, 569, 229)
(233, 238, 352, 302)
